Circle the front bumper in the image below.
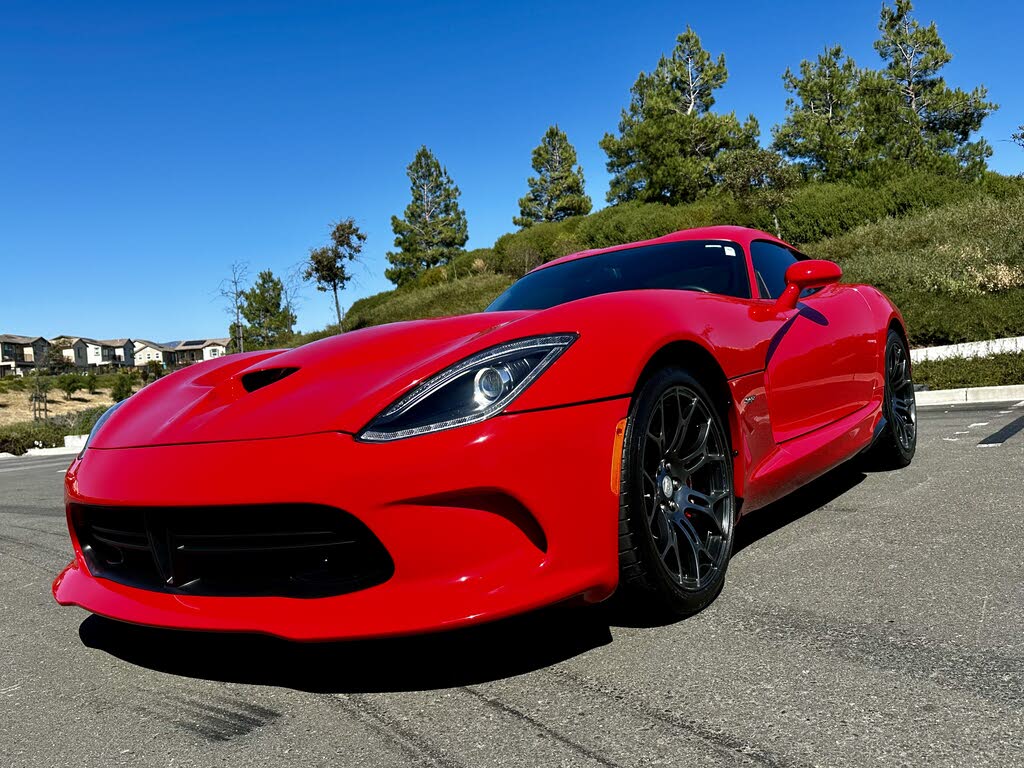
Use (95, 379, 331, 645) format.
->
(53, 397, 627, 640)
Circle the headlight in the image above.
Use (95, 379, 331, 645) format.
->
(78, 400, 126, 458)
(359, 333, 577, 442)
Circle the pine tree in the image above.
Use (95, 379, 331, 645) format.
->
(1012, 125, 1023, 150)
(772, 46, 862, 180)
(305, 218, 365, 327)
(239, 270, 296, 349)
(600, 26, 759, 205)
(386, 146, 468, 286)
(858, 0, 996, 176)
(514, 126, 592, 228)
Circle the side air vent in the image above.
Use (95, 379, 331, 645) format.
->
(240, 367, 298, 393)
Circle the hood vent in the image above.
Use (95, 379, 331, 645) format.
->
(240, 367, 299, 393)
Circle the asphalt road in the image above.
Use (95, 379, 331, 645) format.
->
(2, 401, 1023, 767)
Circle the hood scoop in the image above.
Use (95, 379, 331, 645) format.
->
(240, 367, 299, 393)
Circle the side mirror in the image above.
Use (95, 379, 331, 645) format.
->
(774, 259, 842, 310)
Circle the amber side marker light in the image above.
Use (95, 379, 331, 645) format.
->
(610, 418, 628, 494)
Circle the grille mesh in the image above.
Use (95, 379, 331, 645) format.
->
(72, 503, 393, 598)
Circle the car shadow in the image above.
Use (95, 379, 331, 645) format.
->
(733, 461, 867, 556)
(79, 602, 614, 693)
(78, 463, 869, 691)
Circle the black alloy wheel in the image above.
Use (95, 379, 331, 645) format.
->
(619, 368, 736, 616)
(866, 329, 917, 468)
(887, 338, 917, 452)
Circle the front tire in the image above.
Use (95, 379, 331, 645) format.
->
(618, 368, 736, 617)
(865, 329, 917, 469)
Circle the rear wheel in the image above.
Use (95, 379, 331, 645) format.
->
(865, 329, 917, 469)
(618, 368, 736, 617)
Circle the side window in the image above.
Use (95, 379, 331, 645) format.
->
(750, 240, 801, 299)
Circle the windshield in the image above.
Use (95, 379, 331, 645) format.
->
(486, 239, 750, 312)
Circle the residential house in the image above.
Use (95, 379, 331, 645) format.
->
(49, 336, 91, 368)
(2, 332, 229, 373)
(133, 339, 177, 368)
(0, 334, 51, 376)
(170, 338, 231, 365)
(50, 336, 132, 369)
(98, 339, 135, 367)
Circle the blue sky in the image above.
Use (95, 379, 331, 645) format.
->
(3, 0, 1022, 341)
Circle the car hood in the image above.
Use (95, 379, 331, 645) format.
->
(90, 311, 537, 449)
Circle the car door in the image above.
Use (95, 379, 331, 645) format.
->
(750, 240, 876, 444)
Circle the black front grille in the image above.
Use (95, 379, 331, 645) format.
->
(72, 503, 394, 598)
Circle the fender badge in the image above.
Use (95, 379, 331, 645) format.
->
(742, 394, 757, 405)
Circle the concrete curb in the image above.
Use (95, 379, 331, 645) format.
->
(23, 445, 81, 457)
(910, 335, 1024, 363)
(916, 384, 1024, 407)
(2, 436, 89, 460)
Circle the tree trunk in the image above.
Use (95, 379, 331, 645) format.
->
(332, 285, 342, 327)
(773, 213, 782, 240)
(236, 304, 244, 353)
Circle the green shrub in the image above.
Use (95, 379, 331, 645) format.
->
(0, 377, 29, 393)
(0, 421, 67, 455)
(342, 274, 514, 331)
(766, 171, 989, 245)
(771, 181, 893, 244)
(92, 372, 123, 390)
(0, 409, 108, 456)
(343, 290, 405, 329)
(914, 352, 1024, 390)
(289, 324, 342, 347)
(67, 406, 108, 434)
(0, 406, 107, 455)
(980, 171, 1024, 199)
(450, 247, 496, 277)
(56, 373, 85, 401)
(574, 196, 748, 250)
(110, 375, 134, 403)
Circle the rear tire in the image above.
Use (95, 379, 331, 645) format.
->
(865, 329, 917, 469)
(618, 368, 736, 618)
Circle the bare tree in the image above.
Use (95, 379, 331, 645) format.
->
(282, 261, 305, 322)
(219, 261, 249, 354)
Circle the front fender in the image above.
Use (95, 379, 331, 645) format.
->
(506, 290, 773, 412)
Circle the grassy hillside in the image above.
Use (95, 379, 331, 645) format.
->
(814, 194, 1024, 345)
(337, 173, 1024, 347)
(342, 273, 514, 331)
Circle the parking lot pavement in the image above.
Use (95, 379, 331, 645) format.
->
(1, 402, 1022, 767)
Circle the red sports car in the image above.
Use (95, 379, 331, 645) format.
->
(53, 226, 917, 640)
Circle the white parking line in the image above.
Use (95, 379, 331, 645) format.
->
(0, 461, 71, 475)
(968, 422, 990, 428)
(1015, 400, 1024, 408)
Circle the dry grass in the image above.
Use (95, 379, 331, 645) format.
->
(0, 387, 135, 427)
